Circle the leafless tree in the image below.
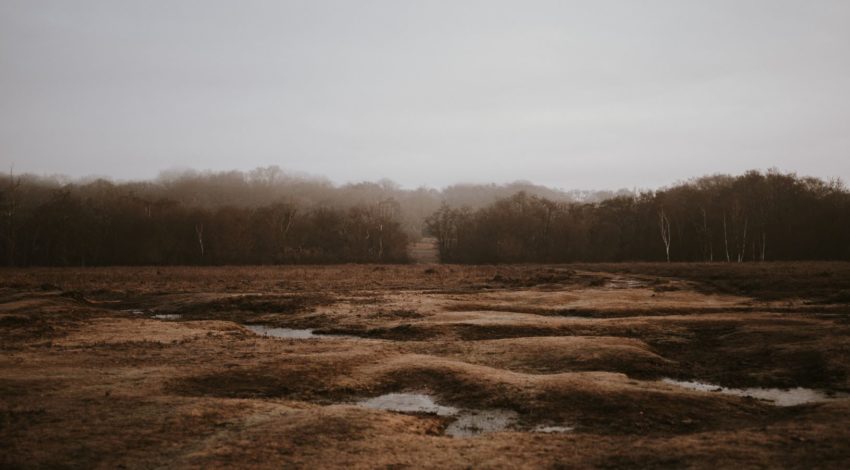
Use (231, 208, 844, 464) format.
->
(195, 223, 204, 258)
(736, 217, 748, 263)
(700, 207, 713, 261)
(4, 166, 21, 266)
(722, 212, 731, 262)
(274, 204, 297, 259)
(659, 208, 672, 262)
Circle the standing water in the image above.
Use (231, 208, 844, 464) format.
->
(357, 392, 571, 437)
(152, 314, 182, 320)
(444, 409, 519, 437)
(245, 325, 323, 339)
(358, 393, 459, 416)
(662, 378, 844, 406)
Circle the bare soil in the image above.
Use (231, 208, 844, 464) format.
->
(2, 263, 850, 469)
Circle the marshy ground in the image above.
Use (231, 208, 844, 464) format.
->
(2, 263, 850, 468)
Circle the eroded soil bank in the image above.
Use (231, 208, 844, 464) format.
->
(2, 263, 850, 468)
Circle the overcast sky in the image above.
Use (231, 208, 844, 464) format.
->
(1, 0, 849, 189)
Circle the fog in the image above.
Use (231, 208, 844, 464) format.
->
(2, 1, 849, 188)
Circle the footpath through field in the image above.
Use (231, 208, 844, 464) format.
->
(408, 236, 439, 264)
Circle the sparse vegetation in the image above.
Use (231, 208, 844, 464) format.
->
(2, 263, 850, 468)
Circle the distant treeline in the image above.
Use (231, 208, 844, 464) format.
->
(2, 168, 848, 265)
(426, 171, 850, 263)
(0, 167, 630, 266)
(1, 193, 409, 265)
(0, 171, 413, 265)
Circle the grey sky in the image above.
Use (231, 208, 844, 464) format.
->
(1, 0, 849, 189)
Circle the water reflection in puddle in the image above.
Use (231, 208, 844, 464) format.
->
(605, 278, 648, 289)
(246, 324, 361, 340)
(663, 378, 843, 406)
(357, 392, 564, 437)
(359, 393, 458, 416)
(152, 314, 182, 320)
(533, 425, 574, 433)
(444, 409, 519, 437)
(245, 325, 322, 339)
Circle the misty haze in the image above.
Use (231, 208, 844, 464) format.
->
(2, 1, 850, 469)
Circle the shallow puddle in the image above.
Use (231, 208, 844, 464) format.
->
(533, 425, 575, 433)
(357, 392, 525, 437)
(444, 409, 519, 437)
(245, 325, 323, 339)
(358, 393, 459, 416)
(152, 314, 182, 320)
(663, 378, 843, 406)
(605, 277, 648, 289)
(245, 324, 360, 340)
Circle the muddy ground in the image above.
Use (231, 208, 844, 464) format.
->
(2, 263, 850, 469)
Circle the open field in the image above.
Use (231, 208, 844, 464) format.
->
(2, 263, 850, 468)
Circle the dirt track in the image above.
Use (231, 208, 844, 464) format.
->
(2, 264, 850, 468)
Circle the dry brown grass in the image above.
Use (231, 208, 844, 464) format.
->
(2, 263, 850, 468)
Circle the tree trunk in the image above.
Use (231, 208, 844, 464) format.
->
(659, 208, 672, 262)
(737, 218, 748, 263)
(701, 207, 713, 262)
(5, 166, 21, 267)
(723, 212, 731, 262)
(195, 223, 205, 258)
(278, 208, 296, 260)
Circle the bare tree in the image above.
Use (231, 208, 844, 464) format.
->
(701, 207, 713, 262)
(195, 223, 205, 258)
(4, 166, 21, 266)
(376, 198, 398, 260)
(275, 204, 297, 259)
(736, 217, 748, 263)
(722, 212, 731, 262)
(659, 208, 671, 262)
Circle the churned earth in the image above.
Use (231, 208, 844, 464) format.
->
(2, 263, 850, 469)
